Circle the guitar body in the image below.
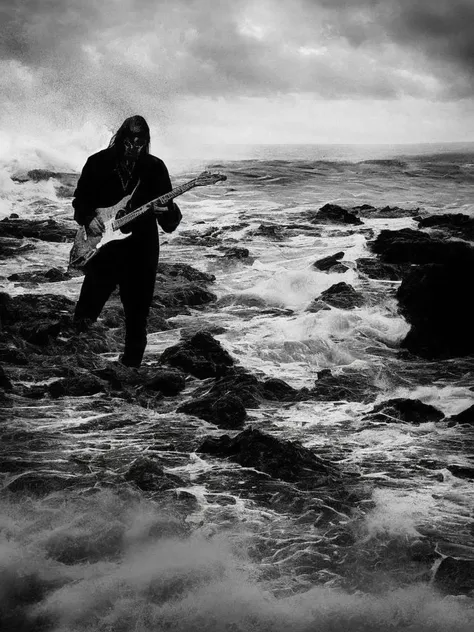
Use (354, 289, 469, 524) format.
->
(68, 194, 134, 270)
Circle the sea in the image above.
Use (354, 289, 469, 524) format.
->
(1, 142, 474, 631)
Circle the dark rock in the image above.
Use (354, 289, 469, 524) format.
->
(178, 393, 247, 429)
(262, 378, 300, 402)
(12, 169, 79, 186)
(8, 267, 72, 284)
(159, 331, 234, 378)
(220, 246, 251, 259)
(308, 282, 364, 311)
(19, 320, 62, 345)
(359, 205, 419, 219)
(311, 204, 363, 226)
(48, 373, 106, 398)
(3, 471, 77, 494)
(417, 213, 474, 241)
(0, 364, 13, 390)
(252, 224, 286, 240)
(446, 464, 474, 480)
(0, 339, 29, 365)
(0, 292, 74, 329)
(124, 456, 185, 492)
(356, 258, 409, 281)
(397, 262, 474, 359)
(0, 217, 76, 242)
(157, 262, 215, 285)
(197, 427, 340, 488)
(369, 228, 474, 265)
(447, 405, 474, 427)
(311, 369, 376, 403)
(433, 557, 474, 595)
(144, 368, 186, 396)
(0, 237, 36, 260)
(313, 251, 349, 273)
(364, 398, 444, 425)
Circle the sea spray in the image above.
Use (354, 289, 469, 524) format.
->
(1, 490, 473, 632)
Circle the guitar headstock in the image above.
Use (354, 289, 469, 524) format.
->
(195, 170, 227, 186)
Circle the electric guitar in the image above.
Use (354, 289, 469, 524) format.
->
(68, 170, 226, 270)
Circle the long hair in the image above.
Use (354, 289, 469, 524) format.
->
(108, 115, 151, 156)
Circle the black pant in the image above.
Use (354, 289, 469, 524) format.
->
(74, 241, 158, 367)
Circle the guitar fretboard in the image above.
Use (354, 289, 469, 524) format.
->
(112, 179, 198, 230)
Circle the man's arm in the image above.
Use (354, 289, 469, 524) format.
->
(72, 157, 105, 236)
(150, 160, 182, 233)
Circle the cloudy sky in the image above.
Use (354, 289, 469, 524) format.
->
(2, 0, 474, 163)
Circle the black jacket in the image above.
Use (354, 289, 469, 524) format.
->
(72, 147, 181, 251)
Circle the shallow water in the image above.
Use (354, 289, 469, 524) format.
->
(1, 144, 474, 630)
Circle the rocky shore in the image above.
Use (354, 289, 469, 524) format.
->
(1, 168, 474, 619)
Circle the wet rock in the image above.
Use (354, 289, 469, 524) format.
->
(262, 377, 301, 402)
(308, 282, 364, 311)
(356, 258, 409, 281)
(417, 213, 474, 241)
(4, 471, 78, 494)
(0, 237, 36, 259)
(159, 331, 234, 378)
(197, 427, 340, 489)
(252, 224, 286, 240)
(48, 373, 106, 398)
(397, 262, 474, 359)
(219, 246, 251, 259)
(124, 456, 185, 492)
(8, 267, 72, 283)
(369, 228, 474, 265)
(311, 368, 376, 403)
(12, 169, 79, 187)
(364, 398, 445, 425)
(0, 364, 13, 390)
(0, 217, 76, 242)
(157, 262, 215, 285)
(19, 320, 62, 346)
(313, 251, 349, 273)
(0, 292, 75, 349)
(355, 205, 419, 219)
(0, 292, 74, 328)
(446, 464, 474, 480)
(144, 368, 186, 396)
(0, 338, 30, 365)
(447, 405, 474, 427)
(310, 204, 363, 226)
(433, 557, 474, 595)
(178, 393, 247, 429)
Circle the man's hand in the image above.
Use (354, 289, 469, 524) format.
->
(156, 202, 182, 233)
(86, 216, 105, 237)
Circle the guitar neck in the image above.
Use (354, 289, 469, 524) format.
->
(112, 179, 198, 230)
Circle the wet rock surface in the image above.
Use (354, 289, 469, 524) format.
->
(397, 262, 474, 359)
(308, 282, 365, 311)
(159, 331, 235, 378)
(307, 203, 363, 225)
(364, 398, 445, 425)
(0, 217, 76, 242)
(313, 251, 349, 273)
(198, 427, 342, 488)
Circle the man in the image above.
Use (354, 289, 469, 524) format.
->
(72, 115, 181, 367)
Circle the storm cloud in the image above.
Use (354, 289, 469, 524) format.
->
(1, 0, 473, 150)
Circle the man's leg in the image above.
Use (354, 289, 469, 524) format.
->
(119, 263, 157, 367)
(74, 256, 118, 331)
